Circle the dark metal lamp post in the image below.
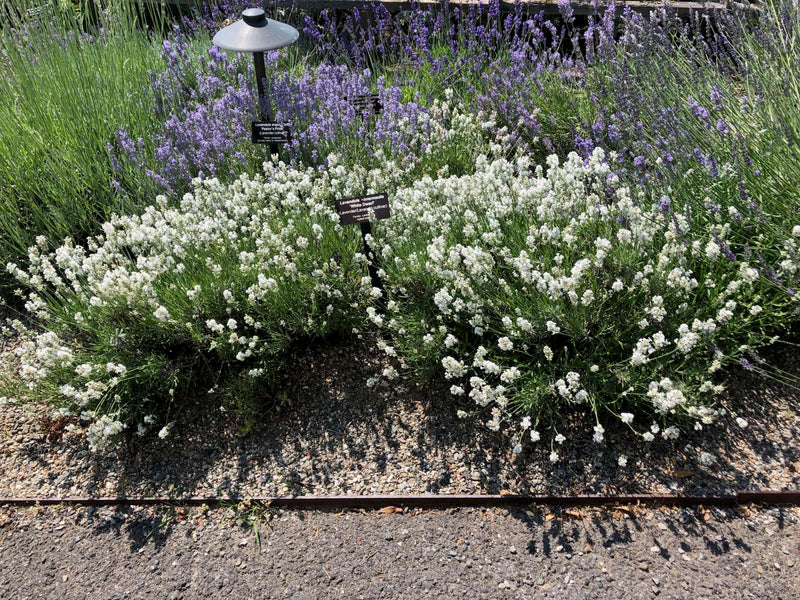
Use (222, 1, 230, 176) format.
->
(212, 8, 299, 153)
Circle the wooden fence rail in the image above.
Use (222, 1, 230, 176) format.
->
(279, 0, 730, 18)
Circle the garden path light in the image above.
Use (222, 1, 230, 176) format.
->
(212, 8, 298, 152)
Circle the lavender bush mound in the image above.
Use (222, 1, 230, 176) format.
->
(4, 159, 390, 448)
(5, 145, 799, 452)
(111, 36, 257, 195)
(372, 148, 800, 455)
(112, 40, 494, 194)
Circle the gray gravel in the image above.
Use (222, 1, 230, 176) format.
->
(1, 337, 799, 598)
(1, 504, 798, 599)
(1, 336, 799, 501)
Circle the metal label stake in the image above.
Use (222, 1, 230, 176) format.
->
(336, 193, 391, 305)
(360, 220, 384, 296)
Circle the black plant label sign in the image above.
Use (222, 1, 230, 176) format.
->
(351, 93, 383, 116)
(251, 122, 292, 144)
(336, 193, 391, 226)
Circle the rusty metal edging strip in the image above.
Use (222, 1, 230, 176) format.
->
(1, 491, 800, 509)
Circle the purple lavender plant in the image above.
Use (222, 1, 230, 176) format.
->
(271, 65, 468, 172)
(110, 36, 464, 192)
(111, 36, 257, 194)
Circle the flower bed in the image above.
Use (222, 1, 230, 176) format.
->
(2, 0, 799, 458)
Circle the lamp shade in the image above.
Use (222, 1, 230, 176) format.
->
(212, 8, 299, 53)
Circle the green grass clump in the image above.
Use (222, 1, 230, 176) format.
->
(0, 0, 169, 286)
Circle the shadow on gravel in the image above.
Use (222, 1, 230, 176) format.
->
(509, 505, 773, 561)
(47, 339, 796, 504)
(74, 337, 520, 501)
(6, 337, 800, 553)
(85, 505, 178, 551)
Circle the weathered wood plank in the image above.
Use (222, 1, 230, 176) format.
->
(168, 0, 731, 18)
(278, 0, 729, 17)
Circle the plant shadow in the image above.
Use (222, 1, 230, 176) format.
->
(510, 502, 771, 562)
(9, 337, 800, 548)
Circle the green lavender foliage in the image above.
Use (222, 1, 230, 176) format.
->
(0, 0, 169, 283)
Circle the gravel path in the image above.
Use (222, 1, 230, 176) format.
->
(1, 504, 799, 599)
(1, 336, 799, 501)
(1, 338, 800, 597)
